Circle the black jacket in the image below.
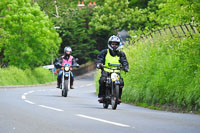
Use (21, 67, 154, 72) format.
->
(97, 49, 129, 69)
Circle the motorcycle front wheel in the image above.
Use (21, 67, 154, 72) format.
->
(62, 79, 69, 97)
(111, 85, 119, 110)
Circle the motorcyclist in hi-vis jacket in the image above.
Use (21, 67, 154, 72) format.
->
(54, 46, 78, 89)
(96, 35, 129, 103)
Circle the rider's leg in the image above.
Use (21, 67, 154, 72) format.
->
(98, 71, 108, 102)
(57, 72, 62, 88)
(98, 73, 108, 103)
(98, 76, 106, 98)
(119, 78, 124, 103)
(70, 78, 74, 89)
(70, 71, 74, 89)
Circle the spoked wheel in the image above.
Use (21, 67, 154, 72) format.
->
(111, 85, 119, 110)
(62, 80, 68, 97)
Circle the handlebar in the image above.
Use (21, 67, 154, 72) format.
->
(55, 63, 79, 68)
(101, 64, 123, 71)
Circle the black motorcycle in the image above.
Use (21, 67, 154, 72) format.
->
(100, 63, 122, 110)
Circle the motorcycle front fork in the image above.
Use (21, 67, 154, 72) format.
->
(61, 71, 70, 90)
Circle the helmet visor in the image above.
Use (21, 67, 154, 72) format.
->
(111, 42, 119, 47)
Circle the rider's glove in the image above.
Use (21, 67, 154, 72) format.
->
(97, 63, 103, 69)
(124, 67, 129, 72)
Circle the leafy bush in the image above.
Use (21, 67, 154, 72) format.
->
(95, 69, 101, 95)
(0, 0, 61, 69)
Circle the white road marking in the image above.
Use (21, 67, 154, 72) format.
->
(22, 90, 64, 112)
(24, 100, 35, 104)
(38, 105, 64, 112)
(21, 95, 26, 100)
(76, 114, 131, 128)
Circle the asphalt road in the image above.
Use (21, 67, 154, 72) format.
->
(0, 72, 200, 133)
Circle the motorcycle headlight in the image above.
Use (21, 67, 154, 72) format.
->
(64, 66, 70, 71)
(111, 73, 119, 81)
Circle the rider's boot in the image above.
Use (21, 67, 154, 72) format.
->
(118, 99, 121, 104)
(70, 78, 74, 89)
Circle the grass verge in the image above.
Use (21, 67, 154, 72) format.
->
(0, 66, 56, 86)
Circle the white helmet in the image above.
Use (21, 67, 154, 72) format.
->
(108, 35, 122, 51)
(64, 46, 72, 54)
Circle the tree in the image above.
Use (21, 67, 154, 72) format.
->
(53, 7, 98, 64)
(148, 0, 200, 27)
(0, 0, 61, 69)
(0, 28, 9, 66)
(89, 0, 149, 48)
(128, 0, 150, 8)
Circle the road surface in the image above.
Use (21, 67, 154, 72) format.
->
(0, 72, 200, 133)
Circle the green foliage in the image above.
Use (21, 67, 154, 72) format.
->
(128, 0, 150, 8)
(89, 0, 149, 51)
(122, 33, 200, 111)
(35, 0, 200, 65)
(0, 28, 9, 64)
(51, 7, 98, 64)
(95, 69, 101, 95)
(0, 66, 55, 86)
(0, 0, 61, 69)
(89, 0, 148, 32)
(148, 0, 200, 27)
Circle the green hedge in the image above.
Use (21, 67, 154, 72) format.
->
(0, 66, 55, 86)
(122, 34, 200, 112)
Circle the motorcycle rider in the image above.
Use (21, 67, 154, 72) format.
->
(96, 35, 129, 103)
(54, 46, 78, 89)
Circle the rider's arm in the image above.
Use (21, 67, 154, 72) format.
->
(119, 51, 129, 70)
(97, 49, 107, 64)
(54, 57, 62, 68)
(72, 57, 77, 66)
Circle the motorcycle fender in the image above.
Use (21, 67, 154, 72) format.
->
(115, 80, 120, 85)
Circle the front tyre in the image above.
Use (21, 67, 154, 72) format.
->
(111, 85, 119, 110)
(62, 79, 69, 97)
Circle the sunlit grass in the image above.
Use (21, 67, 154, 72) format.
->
(0, 66, 56, 86)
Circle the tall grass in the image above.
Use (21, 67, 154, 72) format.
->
(0, 66, 55, 86)
(95, 69, 101, 95)
(121, 34, 200, 111)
